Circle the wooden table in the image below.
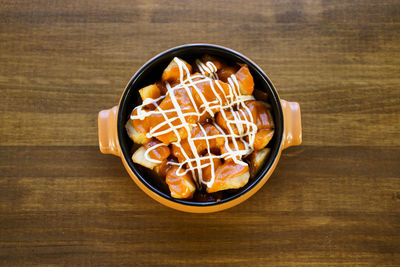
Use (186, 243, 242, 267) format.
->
(1, 0, 399, 265)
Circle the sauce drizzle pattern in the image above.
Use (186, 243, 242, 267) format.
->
(130, 57, 259, 188)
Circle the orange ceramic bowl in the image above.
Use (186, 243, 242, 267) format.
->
(98, 44, 302, 213)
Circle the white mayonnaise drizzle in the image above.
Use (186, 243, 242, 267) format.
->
(130, 57, 258, 189)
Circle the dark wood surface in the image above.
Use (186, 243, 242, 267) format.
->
(1, 0, 399, 266)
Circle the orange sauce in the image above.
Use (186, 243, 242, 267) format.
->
(220, 140, 246, 162)
(235, 65, 254, 95)
(253, 129, 274, 151)
(201, 156, 222, 183)
(207, 162, 249, 193)
(132, 87, 198, 144)
(245, 101, 274, 129)
(171, 123, 224, 162)
(215, 100, 273, 134)
(191, 79, 231, 115)
(165, 166, 195, 199)
(143, 138, 170, 162)
(162, 62, 193, 82)
(192, 153, 222, 183)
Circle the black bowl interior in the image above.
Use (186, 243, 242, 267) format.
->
(118, 44, 283, 206)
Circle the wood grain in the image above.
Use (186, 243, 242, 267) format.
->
(1, 0, 399, 266)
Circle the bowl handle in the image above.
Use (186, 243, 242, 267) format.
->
(98, 106, 121, 157)
(280, 99, 302, 150)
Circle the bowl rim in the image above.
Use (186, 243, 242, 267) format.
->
(117, 43, 284, 207)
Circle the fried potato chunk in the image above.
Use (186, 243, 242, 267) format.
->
(190, 153, 222, 184)
(248, 148, 271, 178)
(143, 138, 170, 162)
(220, 139, 247, 163)
(235, 65, 254, 95)
(215, 100, 274, 135)
(131, 146, 159, 170)
(125, 119, 150, 144)
(139, 83, 161, 101)
(207, 162, 250, 193)
(253, 129, 274, 151)
(154, 159, 169, 178)
(166, 166, 196, 199)
(171, 123, 225, 163)
(161, 57, 192, 82)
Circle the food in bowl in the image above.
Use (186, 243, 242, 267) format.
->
(125, 55, 274, 200)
